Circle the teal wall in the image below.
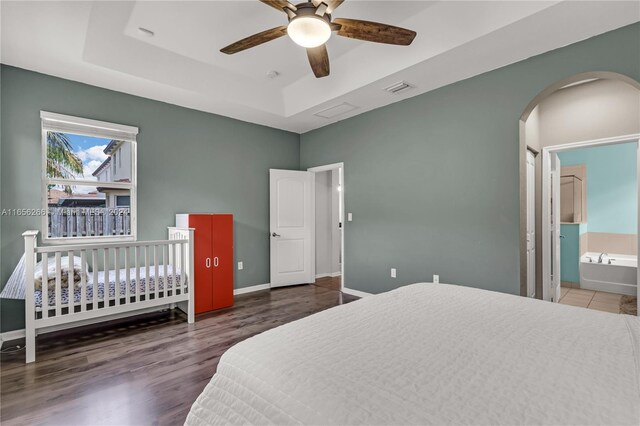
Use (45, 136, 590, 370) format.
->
(558, 142, 637, 283)
(2, 23, 639, 331)
(0, 65, 299, 332)
(300, 23, 640, 295)
(560, 223, 587, 283)
(558, 142, 638, 234)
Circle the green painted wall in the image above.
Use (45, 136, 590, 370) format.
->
(300, 23, 640, 295)
(2, 24, 639, 331)
(0, 65, 299, 332)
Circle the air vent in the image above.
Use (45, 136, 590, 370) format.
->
(384, 81, 415, 95)
(314, 102, 358, 119)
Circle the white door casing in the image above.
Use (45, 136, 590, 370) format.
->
(551, 153, 562, 303)
(542, 150, 561, 302)
(526, 151, 536, 298)
(308, 162, 345, 290)
(269, 169, 314, 287)
(543, 151, 561, 302)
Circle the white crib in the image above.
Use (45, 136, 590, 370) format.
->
(22, 227, 195, 363)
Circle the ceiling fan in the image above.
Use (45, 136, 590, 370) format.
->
(220, 0, 417, 78)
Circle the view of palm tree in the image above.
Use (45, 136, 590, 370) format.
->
(46, 131, 84, 194)
(45, 132, 132, 238)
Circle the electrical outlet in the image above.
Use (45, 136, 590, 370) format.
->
(391, 268, 397, 278)
(238, 261, 243, 270)
(433, 274, 439, 284)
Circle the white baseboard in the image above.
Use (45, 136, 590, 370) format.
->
(0, 329, 26, 347)
(315, 272, 342, 279)
(342, 287, 372, 298)
(234, 283, 270, 295)
(580, 280, 636, 296)
(1, 282, 352, 347)
(0, 304, 173, 347)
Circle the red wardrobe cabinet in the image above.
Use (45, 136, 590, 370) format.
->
(176, 214, 234, 314)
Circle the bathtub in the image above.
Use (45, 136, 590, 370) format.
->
(580, 252, 638, 296)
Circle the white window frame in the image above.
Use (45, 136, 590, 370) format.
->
(41, 111, 138, 244)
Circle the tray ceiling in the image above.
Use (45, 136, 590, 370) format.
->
(2, 1, 638, 133)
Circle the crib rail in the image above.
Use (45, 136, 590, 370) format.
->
(23, 227, 194, 363)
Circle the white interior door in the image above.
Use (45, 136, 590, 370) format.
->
(550, 153, 562, 302)
(542, 150, 562, 302)
(526, 151, 536, 298)
(270, 169, 314, 287)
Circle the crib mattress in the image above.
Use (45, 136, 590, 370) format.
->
(35, 265, 182, 308)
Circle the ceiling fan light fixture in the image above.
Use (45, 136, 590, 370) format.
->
(287, 15, 331, 48)
(221, 0, 417, 79)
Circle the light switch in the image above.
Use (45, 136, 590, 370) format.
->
(391, 268, 397, 278)
(238, 261, 244, 270)
(348, 212, 353, 221)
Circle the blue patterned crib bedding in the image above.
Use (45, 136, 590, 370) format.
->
(35, 265, 182, 308)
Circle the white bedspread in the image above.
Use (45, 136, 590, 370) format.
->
(185, 283, 640, 425)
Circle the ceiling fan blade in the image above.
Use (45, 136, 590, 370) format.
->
(333, 18, 416, 45)
(220, 26, 288, 54)
(259, 0, 296, 13)
(307, 45, 330, 78)
(324, 0, 345, 14)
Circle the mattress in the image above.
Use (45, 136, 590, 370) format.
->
(35, 265, 182, 308)
(185, 283, 640, 425)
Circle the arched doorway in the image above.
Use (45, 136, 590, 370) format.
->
(519, 72, 640, 303)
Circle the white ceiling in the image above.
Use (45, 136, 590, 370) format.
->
(2, 1, 639, 133)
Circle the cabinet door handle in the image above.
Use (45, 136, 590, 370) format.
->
(206, 258, 211, 268)
(214, 257, 219, 267)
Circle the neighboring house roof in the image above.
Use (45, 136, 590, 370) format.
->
(97, 178, 131, 193)
(56, 198, 106, 207)
(47, 189, 104, 205)
(103, 140, 123, 155)
(92, 157, 111, 177)
(92, 140, 126, 176)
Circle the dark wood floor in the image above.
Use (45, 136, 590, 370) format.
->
(313, 275, 341, 291)
(0, 284, 358, 426)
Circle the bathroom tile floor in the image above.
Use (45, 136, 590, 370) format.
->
(559, 287, 626, 313)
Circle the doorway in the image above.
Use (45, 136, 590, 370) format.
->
(541, 135, 640, 315)
(519, 72, 640, 305)
(308, 163, 344, 291)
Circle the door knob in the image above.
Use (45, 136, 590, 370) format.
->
(272, 232, 281, 237)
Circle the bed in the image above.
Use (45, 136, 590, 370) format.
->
(186, 283, 640, 425)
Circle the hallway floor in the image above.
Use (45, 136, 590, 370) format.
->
(314, 275, 341, 291)
(559, 286, 630, 314)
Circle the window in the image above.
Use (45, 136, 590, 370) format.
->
(116, 195, 131, 207)
(41, 111, 138, 242)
